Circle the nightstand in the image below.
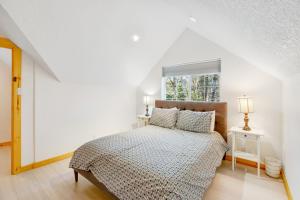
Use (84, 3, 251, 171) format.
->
(137, 115, 151, 128)
(230, 127, 264, 176)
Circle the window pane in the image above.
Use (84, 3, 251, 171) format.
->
(176, 76, 189, 101)
(191, 74, 220, 102)
(163, 74, 219, 102)
(165, 77, 176, 100)
(165, 76, 190, 101)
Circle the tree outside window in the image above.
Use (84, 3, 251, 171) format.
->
(163, 74, 220, 102)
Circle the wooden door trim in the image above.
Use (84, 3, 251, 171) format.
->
(0, 37, 22, 175)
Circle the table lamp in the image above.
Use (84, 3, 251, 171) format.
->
(143, 96, 152, 116)
(237, 95, 254, 131)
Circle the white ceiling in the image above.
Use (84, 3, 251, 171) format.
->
(1, 0, 300, 85)
(0, 0, 187, 85)
(165, 0, 300, 79)
(0, 5, 59, 80)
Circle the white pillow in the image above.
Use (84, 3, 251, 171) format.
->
(176, 110, 215, 133)
(150, 107, 178, 129)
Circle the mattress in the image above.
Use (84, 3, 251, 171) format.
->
(70, 125, 228, 200)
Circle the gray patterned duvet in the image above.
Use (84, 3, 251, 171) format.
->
(70, 125, 228, 200)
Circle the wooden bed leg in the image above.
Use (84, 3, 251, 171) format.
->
(74, 170, 78, 182)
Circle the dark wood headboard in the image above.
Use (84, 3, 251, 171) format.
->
(155, 100, 228, 141)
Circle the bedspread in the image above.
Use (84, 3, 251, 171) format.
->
(70, 125, 228, 200)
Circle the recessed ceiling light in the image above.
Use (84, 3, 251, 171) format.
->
(189, 16, 197, 23)
(131, 34, 140, 42)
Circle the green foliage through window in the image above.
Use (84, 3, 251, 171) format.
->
(163, 74, 220, 102)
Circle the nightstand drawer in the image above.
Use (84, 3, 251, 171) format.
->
(235, 132, 257, 141)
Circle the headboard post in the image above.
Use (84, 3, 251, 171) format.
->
(155, 100, 228, 141)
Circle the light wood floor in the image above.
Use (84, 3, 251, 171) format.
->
(0, 147, 287, 200)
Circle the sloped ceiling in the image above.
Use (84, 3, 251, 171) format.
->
(0, 0, 187, 85)
(0, 5, 59, 80)
(165, 0, 300, 79)
(1, 0, 299, 85)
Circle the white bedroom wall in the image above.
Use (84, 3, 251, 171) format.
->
(137, 29, 283, 160)
(34, 66, 136, 162)
(283, 74, 300, 200)
(21, 52, 35, 165)
(20, 53, 137, 165)
(0, 49, 11, 143)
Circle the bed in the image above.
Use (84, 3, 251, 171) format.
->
(70, 100, 228, 200)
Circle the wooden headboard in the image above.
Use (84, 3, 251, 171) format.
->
(155, 100, 228, 141)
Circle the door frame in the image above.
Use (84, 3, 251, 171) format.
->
(0, 37, 22, 175)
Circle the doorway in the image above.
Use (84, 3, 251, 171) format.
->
(0, 37, 22, 175)
(0, 47, 12, 175)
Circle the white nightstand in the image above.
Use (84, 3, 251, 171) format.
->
(230, 127, 264, 176)
(137, 115, 151, 128)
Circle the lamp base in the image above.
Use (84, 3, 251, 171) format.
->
(145, 105, 149, 116)
(243, 126, 251, 131)
(243, 113, 251, 131)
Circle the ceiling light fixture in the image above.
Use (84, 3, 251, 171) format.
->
(131, 34, 140, 42)
(189, 16, 197, 23)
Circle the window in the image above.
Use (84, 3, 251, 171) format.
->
(161, 60, 221, 102)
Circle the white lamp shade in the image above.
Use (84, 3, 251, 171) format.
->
(237, 96, 254, 113)
(143, 96, 152, 105)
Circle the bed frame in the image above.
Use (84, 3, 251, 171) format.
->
(73, 100, 227, 198)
